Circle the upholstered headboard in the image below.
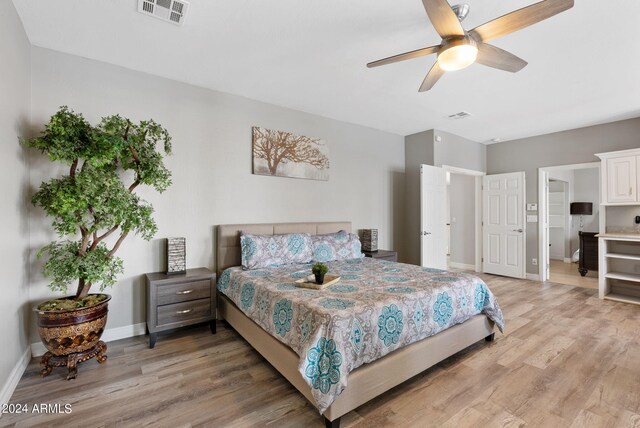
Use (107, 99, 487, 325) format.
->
(216, 221, 352, 276)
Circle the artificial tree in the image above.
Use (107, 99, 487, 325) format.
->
(28, 106, 172, 308)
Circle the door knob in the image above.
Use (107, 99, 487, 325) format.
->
(512, 229, 524, 233)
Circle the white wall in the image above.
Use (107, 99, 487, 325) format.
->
(0, 0, 31, 404)
(548, 180, 567, 260)
(27, 47, 405, 343)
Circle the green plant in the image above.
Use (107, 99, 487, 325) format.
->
(312, 262, 328, 276)
(27, 106, 172, 302)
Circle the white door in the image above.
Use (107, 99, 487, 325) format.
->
(420, 164, 448, 270)
(606, 156, 636, 203)
(483, 172, 526, 278)
(542, 171, 550, 281)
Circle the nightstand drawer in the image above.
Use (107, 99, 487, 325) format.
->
(157, 299, 211, 326)
(145, 267, 216, 348)
(157, 279, 211, 305)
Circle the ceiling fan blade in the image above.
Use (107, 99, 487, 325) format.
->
(419, 62, 445, 92)
(367, 45, 439, 68)
(476, 43, 528, 72)
(422, 0, 465, 38)
(470, 0, 574, 43)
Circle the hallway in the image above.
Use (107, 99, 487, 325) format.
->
(548, 260, 598, 289)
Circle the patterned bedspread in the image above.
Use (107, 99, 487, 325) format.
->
(217, 257, 504, 413)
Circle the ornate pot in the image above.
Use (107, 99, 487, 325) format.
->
(35, 294, 110, 380)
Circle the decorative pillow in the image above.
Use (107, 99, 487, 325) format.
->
(240, 232, 313, 270)
(311, 230, 364, 262)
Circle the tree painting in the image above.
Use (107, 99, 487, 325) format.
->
(252, 127, 329, 181)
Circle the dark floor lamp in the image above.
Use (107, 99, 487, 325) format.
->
(571, 202, 594, 277)
(570, 202, 593, 231)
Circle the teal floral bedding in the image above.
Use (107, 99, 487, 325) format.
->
(310, 230, 364, 262)
(217, 257, 504, 413)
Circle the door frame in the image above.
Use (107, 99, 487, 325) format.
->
(538, 162, 601, 282)
(442, 165, 485, 272)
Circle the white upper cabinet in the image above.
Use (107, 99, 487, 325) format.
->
(607, 156, 637, 203)
(597, 149, 640, 205)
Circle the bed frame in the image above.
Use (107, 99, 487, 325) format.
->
(216, 222, 495, 428)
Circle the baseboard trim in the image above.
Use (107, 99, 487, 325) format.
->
(448, 262, 475, 271)
(564, 258, 572, 263)
(0, 347, 31, 406)
(30, 322, 146, 358)
(526, 273, 541, 281)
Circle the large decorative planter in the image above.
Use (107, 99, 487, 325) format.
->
(35, 294, 110, 380)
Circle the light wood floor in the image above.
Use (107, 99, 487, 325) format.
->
(4, 274, 640, 428)
(549, 260, 599, 289)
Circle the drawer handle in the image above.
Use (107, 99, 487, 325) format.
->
(176, 309, 192, 314)
(176, 289, 194, 295)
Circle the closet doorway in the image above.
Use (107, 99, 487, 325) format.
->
(442, 165, 484, 272)
(538, 162, 600, 288)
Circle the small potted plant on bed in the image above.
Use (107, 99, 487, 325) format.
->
(312, 262, 329, 284)
(26, 106, 172, 380)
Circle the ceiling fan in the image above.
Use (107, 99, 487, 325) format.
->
(367, 0, 574, 91)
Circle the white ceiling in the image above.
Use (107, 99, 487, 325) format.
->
(13, 0, 640, 142)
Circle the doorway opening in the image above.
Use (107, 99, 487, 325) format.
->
(443, 165, 483, 272)
(538, 162, 600, 288)
(420, 164, 526, 278)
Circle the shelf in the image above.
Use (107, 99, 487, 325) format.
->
(548, 226, 565, 229)
(605, 272, 640, 283)
(603, 293, 640, 306)
(598, 233, 640, 242)
(605, 253, 640, 261)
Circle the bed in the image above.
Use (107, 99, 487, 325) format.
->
(216, 221, 503, 428)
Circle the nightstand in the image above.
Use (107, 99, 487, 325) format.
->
(145, 267, 216, 348)
(363, 249, 398, 262)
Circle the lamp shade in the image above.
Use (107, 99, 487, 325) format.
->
(570, 202, 593, 215)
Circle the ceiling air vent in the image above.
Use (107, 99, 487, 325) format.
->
(447, 111, 472, 120)
(138, 0, 190, 26)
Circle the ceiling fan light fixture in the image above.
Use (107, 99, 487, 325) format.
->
(451, 4, 470, 22)
(367, 0, 574, 91)
(437, 38, 477, 71)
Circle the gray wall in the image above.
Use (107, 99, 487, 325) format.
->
(607, 205, 640, 233)
(434, 130, 487, 172)
(0, 0, 31, 402)
(571, 168, 600, 254)
(449, 173, 475, 266)
(487, 118, 640, 274)
(404, 129, 486, 265)
(404, 130, 434, 265)
(28, 47, 405, 344)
